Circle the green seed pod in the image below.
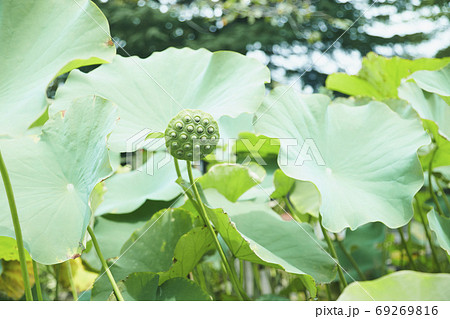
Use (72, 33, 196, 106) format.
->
(165, 109, 220, 161)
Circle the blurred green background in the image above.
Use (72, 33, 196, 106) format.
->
(94, 0, 450, 91)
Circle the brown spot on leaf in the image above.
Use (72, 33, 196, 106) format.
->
(106, 39, 114, 47)
(71, 253, 81, 259)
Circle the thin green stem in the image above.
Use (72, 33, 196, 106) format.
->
(334, 234, 367, 280)
(436, 179, 450, 217)
(32, 260, 43, 301)
(319, 216, 347, 289)
(397, 227, 417, 271)
(325, 284, 333, 301)
(252, 263, 262, 297)
(239, 259, 244, 287)
(174, 156, 182, 178)
(0, 150, 33, 301)
(428, 146, 446, 217)
(415, 201, 442, 272)
(66, 261, 78, 301)
(54, 264, 61, 301)
(186, 161, 248, 301)
(87, 226, 124, 301)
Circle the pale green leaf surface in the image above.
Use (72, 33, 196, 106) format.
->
(51, 48, 270, 151)
(118, 272, 211, 301)
(0, 96, 116, 264)
(95, 152, 187, 215)
(326, 53, 450, 99)
(203, 189, 337, 283)
(82, 200, 169, 270)
(255, 87, 429, 232)
(0, 0, 115, 136)
(289, 180, 321, 219)
(271, 169, 295, 199)
(411, 64, 450, 96)
(198, 163, 265, 202)
(91, 208, 201, 300)
(428, 209, 450, 254)
(338, 271, 450, 301)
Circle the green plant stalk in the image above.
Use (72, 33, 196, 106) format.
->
(325, 284, 333, 301)
(333, 234, 367, 280)
(54, 264, 61, 301)
(436, 178, 450, 217)
(428, 146, 445, 217)
(239, 259, 244, 287)
(66, 261, 78, 300)
(252, 263, 262, 297)
(87, 226, 124, 301)
(32, 260, 43, 301)
(173, 156, 182, 178)
(397, 227, 417, 271)
(0, 150, 33, 301)
(415, 201, 442, 272)
(319, 216, 348, 289)
(186, 161, 248, 301)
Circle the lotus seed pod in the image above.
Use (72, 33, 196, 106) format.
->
(165, 109, 220, 161)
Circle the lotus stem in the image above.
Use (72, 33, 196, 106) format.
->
(333, 234, 367, 280)
(186, 161, 248, 300)
(397, 227, 417, 271)
(415, 201, 442, 272)
(428, 146, 445, 217)
(319, 215, 348, 289)
(87, 226, 124, 301)
(0, 150, 33, 301)
(32, 260, 43, 301)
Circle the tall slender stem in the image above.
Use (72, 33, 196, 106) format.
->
(87, 226, 124, 301)
(0, 150, 33, 301)
(32, 260, 43, 301)
(333, 234, 367, 280)
(319, 216, 347, 289)
(325, 284, 333, 301)
(66, 261, 78, 301)
(186, 161, 248, 300)
(252, 263, 262, 297)
(54, 264, 61, 301)
(428, 146, 445, 217)
(415, 202, 442, 272)
(239, 259, 244, 287)
(397, 227, 417, 271)
(174, 156, 182, 178)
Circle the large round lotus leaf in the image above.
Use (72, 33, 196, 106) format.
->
(0, 0, 115, 137)
(51, 48, 270, 152)
(254, 87, 430, 232)
(0, 96, 116, 264)
(338, 271, 450, 301)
